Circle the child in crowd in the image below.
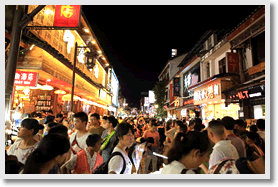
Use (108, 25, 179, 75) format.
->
(61, 134, 103, 174)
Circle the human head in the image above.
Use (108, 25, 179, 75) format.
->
(45, 122, 59, 133)
(166, 131, 210, 169)
(102, 116, 118, 130)
(188, 119, 195, 130)
(115, 122, 135, 148)
(48, 124, 69, 138)
(178, 124, 188, 134)
(207, 120, 225, 143)
(166, 120, 172, 131)
(245, 132, 263, 147)
(47, 110, 54, 115)
(90, 113, 100, 126)
(73, 112, 88, 130)
(18, 118, 40, 138)
(256, 119, 265, 131)
(249, 125, 258, 133)
(56, 113, 63, 122)
(43, 115, 55, 125)
(38, 124, 45, 135)
(175, 120, 184, 130)
(234, 119, 247, 132)
(86, 134, 102, 152)
(22, 134, 70, 174)
(222, 116, 235, 130)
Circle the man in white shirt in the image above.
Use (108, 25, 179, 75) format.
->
(207, 120, 239, 169)
(69, 112, 91, 157)
(256, 119, 265, 141)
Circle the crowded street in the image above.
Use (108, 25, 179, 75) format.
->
(4, 4, 268, 178)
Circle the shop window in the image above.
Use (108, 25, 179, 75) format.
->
(218, 57, 226, 74)
(252, 32, 265, 66)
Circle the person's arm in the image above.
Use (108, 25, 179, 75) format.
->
(108, 155, 125, 174)
(199, 163, 209, 174)
(60, 155, 78, 174)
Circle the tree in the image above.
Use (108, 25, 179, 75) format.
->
(153, 79, 167, 118)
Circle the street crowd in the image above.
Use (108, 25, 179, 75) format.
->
(5, 110, 265, 174)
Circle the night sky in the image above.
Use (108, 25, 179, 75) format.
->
(82, 5, 259, 108)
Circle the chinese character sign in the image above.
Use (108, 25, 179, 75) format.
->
(14, 71, 39, 87)
(173, 77, 180, 96)
(226, 52, 239, 73)
(54, 5, 81, 28)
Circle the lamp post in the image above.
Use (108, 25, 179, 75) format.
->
(70, 42, 96, 112)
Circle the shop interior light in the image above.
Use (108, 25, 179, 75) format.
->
(40, 85, 54, 90)
(91, 40, 96, 44)
(54, 90, 66, 95)
(44, 9, 54, 15)
(29, 44, 35, 50)
(83, 28, 90, 33)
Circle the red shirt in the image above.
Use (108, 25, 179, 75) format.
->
(142, 130, 160, 147)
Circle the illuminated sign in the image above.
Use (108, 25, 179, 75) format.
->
(184, 99, 194, 105)
(194, 84, 220, 101)
(184, 72, 192, 88)
(173, 77, 180, 96)
(53, 5, 81, 28)
(94, 64, 99, 78)
(14, 71, 39, 87)
(63, 30, 75, 53)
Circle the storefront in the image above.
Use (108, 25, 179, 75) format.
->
(190, 76, 240, 125)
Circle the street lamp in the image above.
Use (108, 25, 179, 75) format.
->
(71, 42, 96, 112)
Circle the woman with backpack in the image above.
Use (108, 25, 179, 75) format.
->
(108, 122, 135, 174)
(161, 131, 210, 174)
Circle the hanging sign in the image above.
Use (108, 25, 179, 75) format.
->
(54, 5, 81, 28)
(173, 77, 180, 96)
(14, 70, 39, 87)
(226, 52, 239, 73)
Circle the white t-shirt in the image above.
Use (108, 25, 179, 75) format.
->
(69, 131, 90, 158)
(161, 160, 196, 174)
(257, 131, 265, 141)
(108, 147, 133, 174)
(7, 139, 39, 165)
(209, 140, 239, 169)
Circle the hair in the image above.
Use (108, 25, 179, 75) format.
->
(91, 113, 100, 120)
(21, 118, 40, 135)
(73, 112, 88, 124)
(256, 119, 265, 130)
(56, 113, 63, 118)
(246, 132, 265, 153)
(175, 120, 184, 128)
(102, 116, 108, 121)
(249, 125, 258, 133)
(145, 137, 154, 144)
(166, 131, 210, 163)
(222, 116, 235, 130)
(194, 123, 205, 132)
(194, 118, 202, 125)
(86, 134, 102, 147)
(48, 110, 54, 114)
(235, 119, 246, 128)
(38, 124, 45, 130)
(179, 124, 188, 133)
(166, 120, 172, 131)
(48, 124, 68, 137)
(43, 115, 55, 124)
(208, 120, 225, 137)
(189, 119, 195, 127)
(47, 122, 59, 128)
(107, 116, 118, 128)
(5, 154, 24, 174)
(22, 134, 70, 174)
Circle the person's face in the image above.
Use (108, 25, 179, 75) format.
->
(192, 150, 209, 169)
(38, 129, 44, 135)
(119, 129, 134, 148)
(73, 118, 86, 130)
(17, 126, 33, 138)
(92, 139, 102, 152)
(56, 117, 62, 122)
(102, 119, 111, 129)
(90, 116, 99, 126)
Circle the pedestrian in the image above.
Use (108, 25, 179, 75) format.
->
(88, 113, 105, 136)
(100, 116, 118, 162)
(142, 123, 160, 154)
(222, 116, 246, 158)
(61, 134, 103, 174)
(108, 123, 135, 174)
(234, 119, 247, 136)
(161, 131, 210, 174)
(22, 134, 70, 174)
(7, 118, 40, 165)
(48, 124, 69, 138)
(256, 119, 265, 141)
(249, 125, 258, 133)
(204, 120, 239, 172)
(70, 112, 91, 155)
(245, 131, 265, 157)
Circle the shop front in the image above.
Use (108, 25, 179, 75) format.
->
(190, 76, 240, 125)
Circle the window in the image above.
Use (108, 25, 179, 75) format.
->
(206, 62, 210, 78)
(251, 32, 265, 66)
(208, 36, 212, 49)
(218, 57, 226, 74)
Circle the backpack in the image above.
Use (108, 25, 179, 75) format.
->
(208, 158, 240, 174)
(93, 152, 126, 174)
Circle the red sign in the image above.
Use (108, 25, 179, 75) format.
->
(229, 90, 249, 100)
(226, 53, 239, 73)
(183, 99, 194, 106)
(54, 5, 81, 28)
(14, 71, 39, 87)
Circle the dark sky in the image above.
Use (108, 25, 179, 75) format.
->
(82, 5, 259, 108)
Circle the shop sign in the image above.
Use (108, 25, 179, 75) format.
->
(226, 53, 239, 73)
(248, 62, 265, 75)
(228, 85, 264, 100)
(194, 84, 220, 101)
(144, 97, 149, 106)
(14, 71, 38, 87)
(173, 77, 180, 96)
(53, 5, 81, 28)
(184, 99, 194, 105)
(181, 109, 187, 116)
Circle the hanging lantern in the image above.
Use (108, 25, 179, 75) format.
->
(85, 51, 96, 70)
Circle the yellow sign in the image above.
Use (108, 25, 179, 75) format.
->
(61, 5, 74, 18)
(248, 62, 265, 75)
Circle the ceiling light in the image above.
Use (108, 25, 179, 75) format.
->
(91, 40, 96, 44)
(83, 28, 89, 33)
(97, 50, 102, 54)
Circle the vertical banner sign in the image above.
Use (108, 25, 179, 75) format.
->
(173, 77, 180, 97)
(14, 70, 39, 87)
(226, 52, 239, 73)
(169, 84, 174, 107)
(54, 5, 81, 28)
